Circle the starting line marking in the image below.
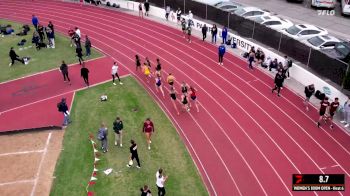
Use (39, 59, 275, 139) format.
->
(0, 150, 44, 157)
(0, 179, 34, 186)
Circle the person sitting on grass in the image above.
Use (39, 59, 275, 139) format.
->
(4, 25, 14, 35)
(9, 47, 24, 67)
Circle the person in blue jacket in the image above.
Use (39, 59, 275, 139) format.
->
(218, 43, 226, 66)
(222, 26, 228, 44)
(32, 15, 39, 30)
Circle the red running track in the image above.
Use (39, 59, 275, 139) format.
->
(1, 0, 349, 195)
(0, 56, 128, 132)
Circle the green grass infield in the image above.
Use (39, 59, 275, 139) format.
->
(0, 19, 101, 83)
(50, 76, 208, 196)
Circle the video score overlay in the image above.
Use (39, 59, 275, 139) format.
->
(293, 174, 345, 191)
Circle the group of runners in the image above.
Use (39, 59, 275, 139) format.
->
(135, 55, 199, 115)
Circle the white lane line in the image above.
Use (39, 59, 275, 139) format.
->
(0, 150, 44, 157)
(0, 179, 34, 186)
(30, 132, 52, 196)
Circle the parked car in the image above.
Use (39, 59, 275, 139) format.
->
(286, 0, 304, 2)
(252, 15, 293, 31)
(234, 7, 271, 19)
(194, 0, 228, 6)
(341, 0, 350, 15)
(214, 1, 243, 12)
(311, 0, 336, 8)
(282, 24, 328, 40)
(322, 42, 350, 62)
(302, 35, 341, 50)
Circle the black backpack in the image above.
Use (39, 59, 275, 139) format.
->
(288, 60, 293, 67)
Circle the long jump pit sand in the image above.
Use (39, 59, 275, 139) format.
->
(0, 129, 64, 196)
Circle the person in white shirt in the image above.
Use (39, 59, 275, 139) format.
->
(75, 27, 81, 38)
(176, 8, 182, 24)
(188, 10, 193, 27)
(156, 168, 168, 196)
(111, 62, 123, 85)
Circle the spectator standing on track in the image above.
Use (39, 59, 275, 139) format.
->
(156, 168, 168, 196)
(111, 62, 123, 85)
(189, 86, 199, 112)
(304, 84, 315, 111)
(143, 118, 154, 150)
(32, 15, 39, 30)
(155, 58, 162, 76)
(85, 35, 91, 56)
(181, 18, 187, 38)
(166, 73, 175, 86)
(340, 98, 350, 128)
(139, 3, 144, 18)
(144, 0, 150, 16)
(248, 50, 255, 70)
(127, 139, 141, 168)
(57, 98, 71, 127)
(76, 46, 84, 65)
(211, 24, 218, 44)
(165, 5, 171, 21)
(155, 75, 165, 98)
(140, 185, 152, 196)
(59, 61, 71, 84)
(317, 97, 330, 128)
(48, 21, 54, 34)
(113, 117, 123, 147)
(218, 43, 226, 66)
(9, 47, 24, 67)
(135, 55, 141, 71)
(97, 122, 108, 153)
(186, 25, 192, 43)
(222, 26, 228, 44)
(81, 64, 90, 87)
(328, 97, 339, 129)
(170, 86, 180, 115)
(271, 70, 285, 97)
(201, 24, 207, 41)
(176, 8, 182, 24)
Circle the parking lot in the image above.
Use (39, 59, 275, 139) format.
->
(231, 0, 350, 40)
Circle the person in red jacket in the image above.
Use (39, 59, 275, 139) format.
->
(143, 118, 154, 150)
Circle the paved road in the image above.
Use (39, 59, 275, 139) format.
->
(231, 0, 350, 40)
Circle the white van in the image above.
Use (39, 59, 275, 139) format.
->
(311, 0, 336, 8)
(341, 0, 350, 15)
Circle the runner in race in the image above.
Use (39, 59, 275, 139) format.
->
(169, 86, 180, 115)
(189, 85, 199, 112)
(155, 74, 165, 98)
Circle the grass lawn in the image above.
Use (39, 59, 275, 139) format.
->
(0, 19, 101, 83)
(50, 77, 208, 196)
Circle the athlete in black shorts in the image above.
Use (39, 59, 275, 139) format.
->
(135, 55, 141, 71)
(329, 98, 339, 129)
(181, 82, 188, 94)
(169, 86, 179, 115)
(317, 97, 330, 128)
